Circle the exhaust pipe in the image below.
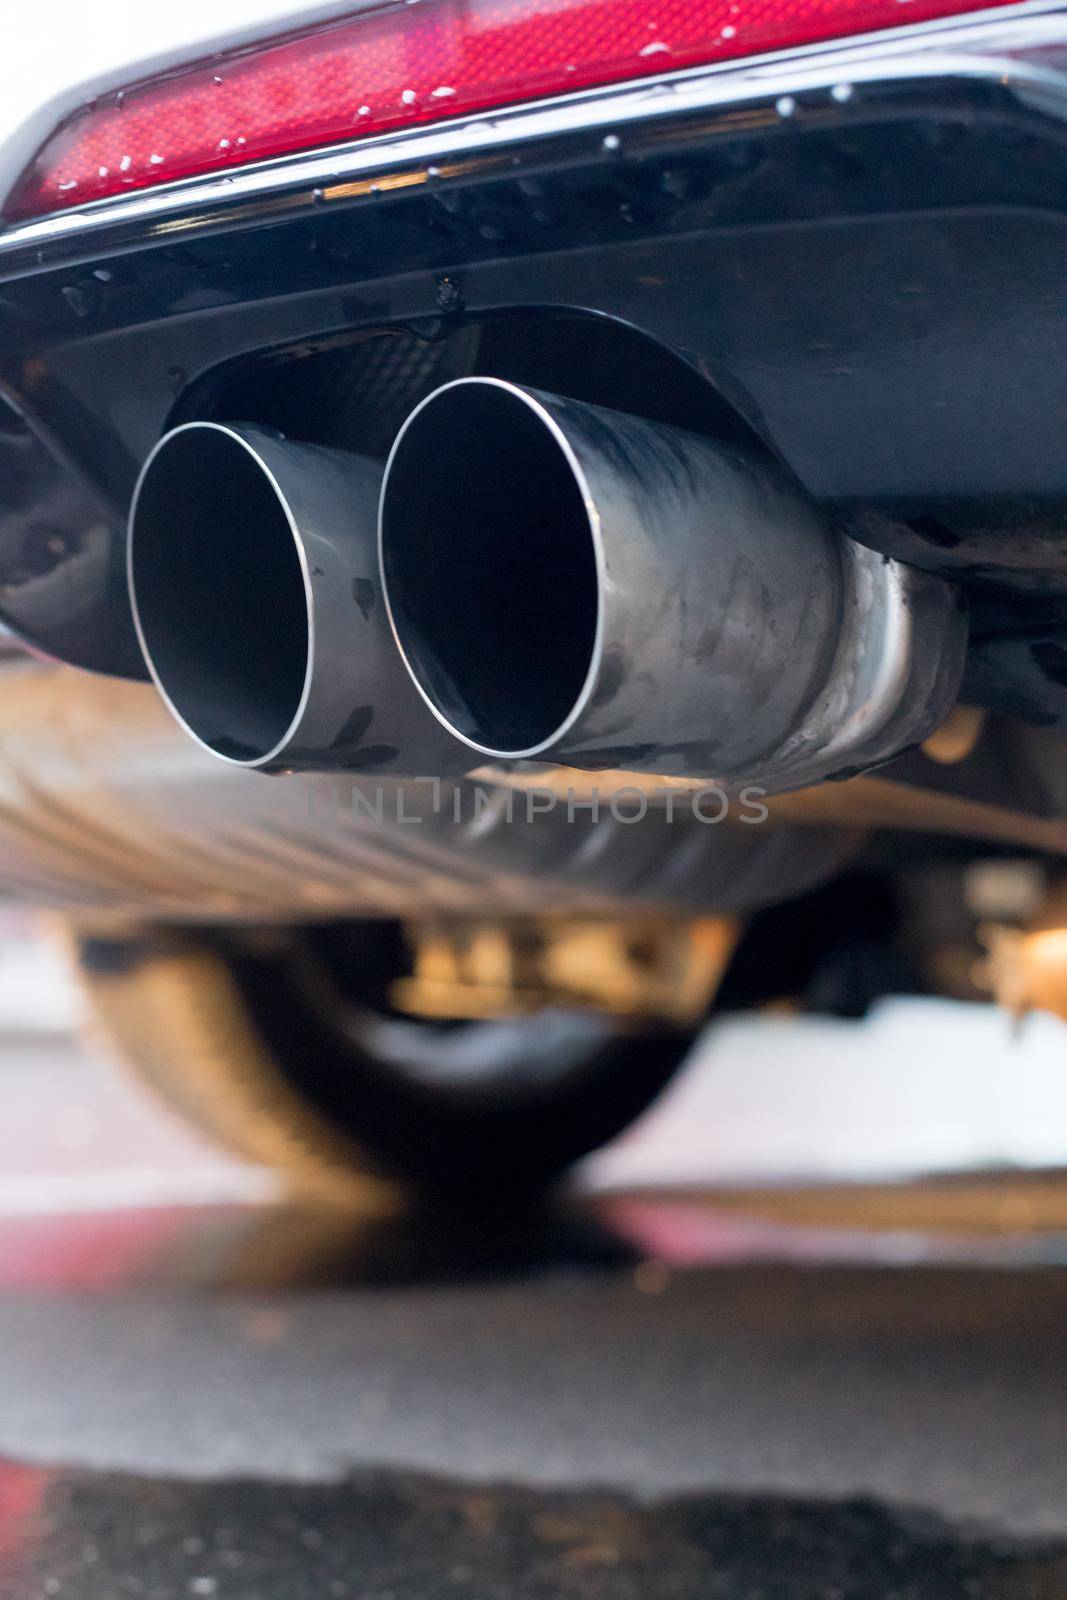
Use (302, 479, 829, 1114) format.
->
(128, 421, 466, 774)
(380, 379, 968, 791)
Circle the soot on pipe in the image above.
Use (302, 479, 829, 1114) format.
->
(379, 379, 967, 790)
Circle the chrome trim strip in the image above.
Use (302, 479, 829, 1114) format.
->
(2, 0, 1066, 262)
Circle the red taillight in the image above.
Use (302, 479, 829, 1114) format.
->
(5, 0, 1014, 224)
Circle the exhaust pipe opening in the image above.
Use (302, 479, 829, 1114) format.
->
(131, 421, 468, 775)
(380, 381, 601, 758)
(129, 424, 310, 765)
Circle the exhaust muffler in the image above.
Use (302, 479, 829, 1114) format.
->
(128, 421, 466, 774)
(380, 379, 967, 791)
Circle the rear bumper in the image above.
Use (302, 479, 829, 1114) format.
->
(1, 0, 1066, 679)
(0, 0, 1064, 272)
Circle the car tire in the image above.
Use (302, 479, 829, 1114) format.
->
(69, 923, 702, 1202)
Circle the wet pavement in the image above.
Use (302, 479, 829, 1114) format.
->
(3, 991, 1067, 1596)
(0, 1187, 1066, 1597)
(11, 1465, 1067, 1600)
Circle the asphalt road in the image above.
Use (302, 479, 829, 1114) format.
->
(2, 989, 1067, 1596)
(13, 1464, 1067, 1600)
(3, 1216, 1067, 1597)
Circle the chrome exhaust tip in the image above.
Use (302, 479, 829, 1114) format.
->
(381, 380, 603, 764)
(129, 421, 466, 774)
(380, 378, 967, 789)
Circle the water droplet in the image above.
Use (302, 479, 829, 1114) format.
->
(776, 95, 796, 117)
(720, 23, 736, 37)
(639, 39, 669, 55)
(661, 168, 690, 198)
(212, 74, 224, 85)
(831, 82, 854, 102)
(602, 133, 621, 152)
(217, 138, 231, 151)
(431, 85, 456, 98)
(357, 104, 372, 117)
(61, 282, 99, 317)
(97, 166, 109, 179)
(401, 88, 417, 105)
(149, 153, 165, 165)
(311, 187, 326, 204)
(426, 165, 442, 180)
(119, 155, 132, 172)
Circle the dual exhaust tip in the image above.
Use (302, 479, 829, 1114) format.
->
(129, 380, 968, 789)
(128, 419, 463, 776)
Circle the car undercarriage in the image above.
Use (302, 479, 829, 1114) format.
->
(0, 0, 1066, 1188)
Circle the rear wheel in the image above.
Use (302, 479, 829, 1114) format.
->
(69, 921, 713, 1201)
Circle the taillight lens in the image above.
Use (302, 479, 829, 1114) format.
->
(5, 0, 1014, 224)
